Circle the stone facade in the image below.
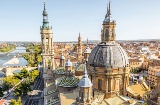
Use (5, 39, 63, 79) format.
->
(87, 2, 130, 99)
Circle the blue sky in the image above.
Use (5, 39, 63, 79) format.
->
(1, 0, 160, 42)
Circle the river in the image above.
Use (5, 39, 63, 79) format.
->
(0, 47, 28, 67)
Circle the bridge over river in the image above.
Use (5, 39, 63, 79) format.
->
(0, 66, 37, 77)
(0, 46, 29, 76)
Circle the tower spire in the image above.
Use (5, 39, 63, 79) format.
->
(108, 1, 111, 15)
(102, 1, 116, 43)
(84, 62, 88, 77)
(79, 32, 81, 37)
(42, 0, 49, 29)
(105, 4, 109, 18)
(44, 0, 46, 10)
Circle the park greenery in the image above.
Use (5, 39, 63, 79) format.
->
(1, 68, 39, 97)
(0, 44, 15, 52)
(130, 68, 141, 74)
(9, 97, 22, 105)
(22, 44, 42, 67)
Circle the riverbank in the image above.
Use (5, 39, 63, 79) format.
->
(0, 47, 28, 67)
(0, 45, 15, 53)
(3, 57, 19, 65)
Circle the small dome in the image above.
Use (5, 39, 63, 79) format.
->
(65, 59, 72, 67)
(60, 55, 65, 60)
(78, 64, 92, 87)
(88, 43, 129, 69)
(84, 46, 91, 54)
(104, 15, 115, 23)
(138, 76, 144, 82)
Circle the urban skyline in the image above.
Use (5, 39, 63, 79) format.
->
(1, 1, 160, 105)
(1, 0, 160, 42)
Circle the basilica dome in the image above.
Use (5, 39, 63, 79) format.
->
(88, 43, 129, 69)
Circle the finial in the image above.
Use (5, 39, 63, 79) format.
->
(107, 4, 109, 13)
(105, 4, 109, 18)
(108, 1, 111, 15)
(84, 62, 87, 73)
(87, 37, 88, 45)
(79, 32, 81, 37)
(84, 62, 88, 77)
(44, 0, 46, 10)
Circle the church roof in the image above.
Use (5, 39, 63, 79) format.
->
(78, 63, 92, 87)
(58, 76, 79, 87)
(65, 58, 72, 66)
(54, 67, 65, 74)
(88, 43, 129, 69)
(84, 46, 91, 54)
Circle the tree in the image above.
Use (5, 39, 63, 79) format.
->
(10, 99, 17, 105)
(9, 97, 22, 105)
(23, 44, 42, 67)
(36, 55, 42, 63)
(30, 70, 39, 82)
(0, 87, 4, 97)
(2, 82, 10, 92)
(19, 68, 30, 79)
(17, 97, 22, 105)
(2, 76, 20, 92)
(14, 79, 32, 96)
(20, 79, 32, 95)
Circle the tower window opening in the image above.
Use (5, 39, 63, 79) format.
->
(81, 92, 84, 102)
(98, 79, 102, 91)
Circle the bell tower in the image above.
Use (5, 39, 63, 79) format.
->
(77, 63, 93, 105)
(101, 1, 116, 43)
(84, 38, 91, 62)
(40, 1, 55, 84)
(77, 33, 82, 58)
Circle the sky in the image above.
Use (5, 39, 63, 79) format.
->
(1, 0, 160, 42)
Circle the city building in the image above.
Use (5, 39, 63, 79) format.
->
(148, 66, 160, 87)
(41, 1, 150, 105)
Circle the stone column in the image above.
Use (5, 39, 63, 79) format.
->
(106, 78, 108, 92)
(110, 77, 113, 92)
(88, 87, 92, 103)
(51, 56, 55, 70)
(123, 75, 127, 95)
(108, 77, 111, 92)
(45, 60, 48, 73)
(51, 38, 53, 50)
(43, 36, 46, 53)
(48, 37, 51, 53)
(43, 58, 46, 74)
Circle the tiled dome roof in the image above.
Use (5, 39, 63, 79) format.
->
(88, 43, 129, 69)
